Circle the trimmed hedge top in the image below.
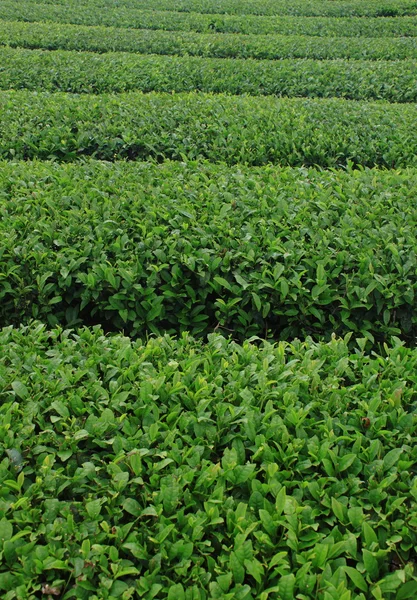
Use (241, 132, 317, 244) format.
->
(1, 160, 417, 343)
(14, 0, 417, 17)
(2, 7, 417, 36)
(1, 322, 417, 598)
(3, 48, 417, 102)
(1, 91, 417, 167)
(3, 21, 417, 61)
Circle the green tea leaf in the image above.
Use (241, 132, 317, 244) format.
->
(0, 519, 13, 543)
(344, 567, 368, 592)
(86, 500, 102, 519)
(11, 381, 28, 399)
(363, 549, 379, 580)
(279, 573, 295, 600)
(347, 507, 363, 529)
(230, 552, 245, 584)
(383, 448, 403, 472)
(168, 584, 185, 600)
(338, 453, 356, 472)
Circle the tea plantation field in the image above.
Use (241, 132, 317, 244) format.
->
(1, 1, 417, 599)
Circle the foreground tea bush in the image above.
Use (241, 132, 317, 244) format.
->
(2, 5, 417, 36)
(3, 21, 417, 61)
(1, 91, 417, 167)
(1, 322, 417, 599)
(1, 160, 417, 342)
(3, 48, 417, 102)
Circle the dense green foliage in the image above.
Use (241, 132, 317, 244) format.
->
(1, 323, 417, 599)
(3, 21, 417, 61)
(3, 47, 417, 102)
(1, 159, 417, 342)
(2, 7, 417, 36)
(1, 91, 417, 167)
(14, 0, 417, 17)
(2, 0, 417, 595)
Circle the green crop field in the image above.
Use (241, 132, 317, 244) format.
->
(1, 1, 417, 599)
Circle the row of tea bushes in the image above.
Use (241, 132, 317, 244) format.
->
(17, 0, 417, 17)
(3, 20, 417, 60)
(1, 90, 417, 167)
(3, 48, 417, 102)
(2, 5, 417, 36)
(1, 159, 417, 342)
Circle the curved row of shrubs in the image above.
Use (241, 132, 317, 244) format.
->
(3, 48, 417, 102)
(2, 5, 417, 36)
(3, 20, 417, 60)
(1, 159, 417, 342)
(1, 90, 417, 167)
(19, 0, 417, 17)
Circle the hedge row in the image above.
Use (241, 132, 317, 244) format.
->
(3, 20, 417, 61)
(17, 0, 417, 17)
(1, 322, 417, 598)
(1, 91, 417, 168)
(2, 5, 417, 36)
(1, 159, 417, 342)
(3, 48, 417, 103)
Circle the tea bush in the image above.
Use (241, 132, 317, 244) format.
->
(2, 5, 417, 36)
(1, 160, 417, 342)
(1, 322, 417, 599)
(1, 91, 417, 167)
(3, 21, 417, 61)
(3, 48, 417, 101)
(17, 0, 417, 17)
